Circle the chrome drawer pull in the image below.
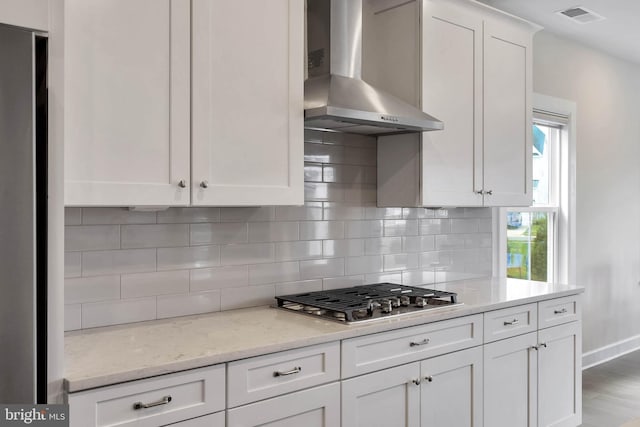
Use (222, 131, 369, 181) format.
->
(133, 395, 172, 410)
(273, 366, 302, 377)
(503, 319, 519, 326)
(554, 308, 568, 314)
(425, 376, 434, 382)
(409, 338, 430, 347)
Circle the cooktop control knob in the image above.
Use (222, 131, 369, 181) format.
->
(415, 296, 427, 307)
(381, 299, 393, 313)
(400, 296, 411, 306)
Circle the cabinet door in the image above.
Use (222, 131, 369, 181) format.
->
(226, 383, 340, 427)
(342, 363, 420, 427)
(191, 0, 304, 206)
(421, 0, 483, 207)
(482, 17, 533, 207)
(484, 332, 538, 427)
(421, 346, 483, 427)
(64, 0, 190, 206)
(538, 322, 582, 427)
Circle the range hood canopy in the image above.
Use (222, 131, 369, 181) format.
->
(305, 0, 443, 136)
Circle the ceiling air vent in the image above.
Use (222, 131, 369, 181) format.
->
(557, 6, 605, 24)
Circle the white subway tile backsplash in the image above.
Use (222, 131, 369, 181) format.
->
(220, 284, 275, 310)
(221, 243, 275, 265)
(304, 182, 344, 202)
(275, 241, 323, 261)
(304, 142, 344, 164)
(67, 132, 492, 329)
(220, 207, 275, 222)
(346, 255, 384, 275)
(190, 266, 249, 291)
(275, 279, 323, 296)
(64, 252, 82, 278)
(157, 207, 220, 224)
(450, 218, 480, 234)
(121, 270, 189, 299)
(323, 202, 365, 220)
(65, 304, 82, 331)
(299, 221, 345, 240)
(275, 203, 323, 221)
(384, 220, 419, 237)
(82, 297, 157, 328)
(121, 224, 189, 249)
(364, 237, 402, 255)
(322, 239, 364, 258)
(365, 272, 403, 283)
(402, 236, 436, 253)
(82, 208, 156, 225)
(82, 249, 156, 276)
(249, 261, 300, 285)
(65, 225, 120, 252)
(300, 258, 345, 279)
(304, 164, 323, 182)
(65, 208, 82, 225)
(322, 275, 364, 290)
(248, 222, 299, 242)
(157, 291, 221, 319)
(420, 218, 450, 235)
(383, 253, 420, 272)
(345, 220, 383, 238)
(157, 245, 220, 271)
(190, 223, 248, 245)
(65, 275, 120, 304)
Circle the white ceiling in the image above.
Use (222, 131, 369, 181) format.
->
(477, 0, 640, 64)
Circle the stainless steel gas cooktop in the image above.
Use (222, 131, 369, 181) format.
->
(275, 283, 462, 324)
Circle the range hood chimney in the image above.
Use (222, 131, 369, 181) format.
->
(305, 0, 443, 136)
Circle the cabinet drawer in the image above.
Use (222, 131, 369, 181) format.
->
(227, 342, 340, 407)
(538, 294, 581, 329)
(227, 382, 340, 426)
(68, 365, 225, 427)
(484, 303, 537, 343)
(165, 411, 224, 426)
(341, 314, 483, 378)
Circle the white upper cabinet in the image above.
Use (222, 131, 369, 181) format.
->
(64, 0, 191, 206)
(191, 0, 304, 206)
(64, 0, 303, 207)
(372, 0, 539, 207)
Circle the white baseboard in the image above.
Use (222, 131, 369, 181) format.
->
(582, 334, 640, 370)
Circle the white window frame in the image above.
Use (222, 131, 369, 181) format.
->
(494, 93, 576, 285)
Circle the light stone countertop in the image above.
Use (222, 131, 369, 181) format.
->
(64, 278, 584, 392)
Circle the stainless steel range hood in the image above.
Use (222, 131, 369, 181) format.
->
(305, 0, 443, 136)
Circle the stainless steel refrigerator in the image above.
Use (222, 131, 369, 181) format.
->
(0, 23, 48, 403)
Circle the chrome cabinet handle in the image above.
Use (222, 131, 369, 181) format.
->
(412, 378, 421, 386)
(424, 376, 434, 382)
(503, 319, 519, 326)
(273, 366, 302, 377)
(133, 395, 172, 410)
(485, 190, 493, 195)
(177, 180, 187, 188)
(539, 342, 547, 348)
(475, 190, 484, 195)
(200, 180, 209, 188)
(531, 345, 539, 351)
(554, 308, 568, 314)
(409, 338, 430, 347)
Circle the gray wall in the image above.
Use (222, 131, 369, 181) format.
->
(534, 32, 640, 356)
(64, 131, 492, 330)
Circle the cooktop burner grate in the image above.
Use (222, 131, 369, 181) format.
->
(275, 283, 459, 323)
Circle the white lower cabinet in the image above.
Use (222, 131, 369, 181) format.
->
(484, 321, 582, 427)
(226, 382, 340, 427)
(166, 412, 225, 426)
(341, 347, 482, 427)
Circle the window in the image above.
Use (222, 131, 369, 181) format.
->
(498, 94, 576, 285)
